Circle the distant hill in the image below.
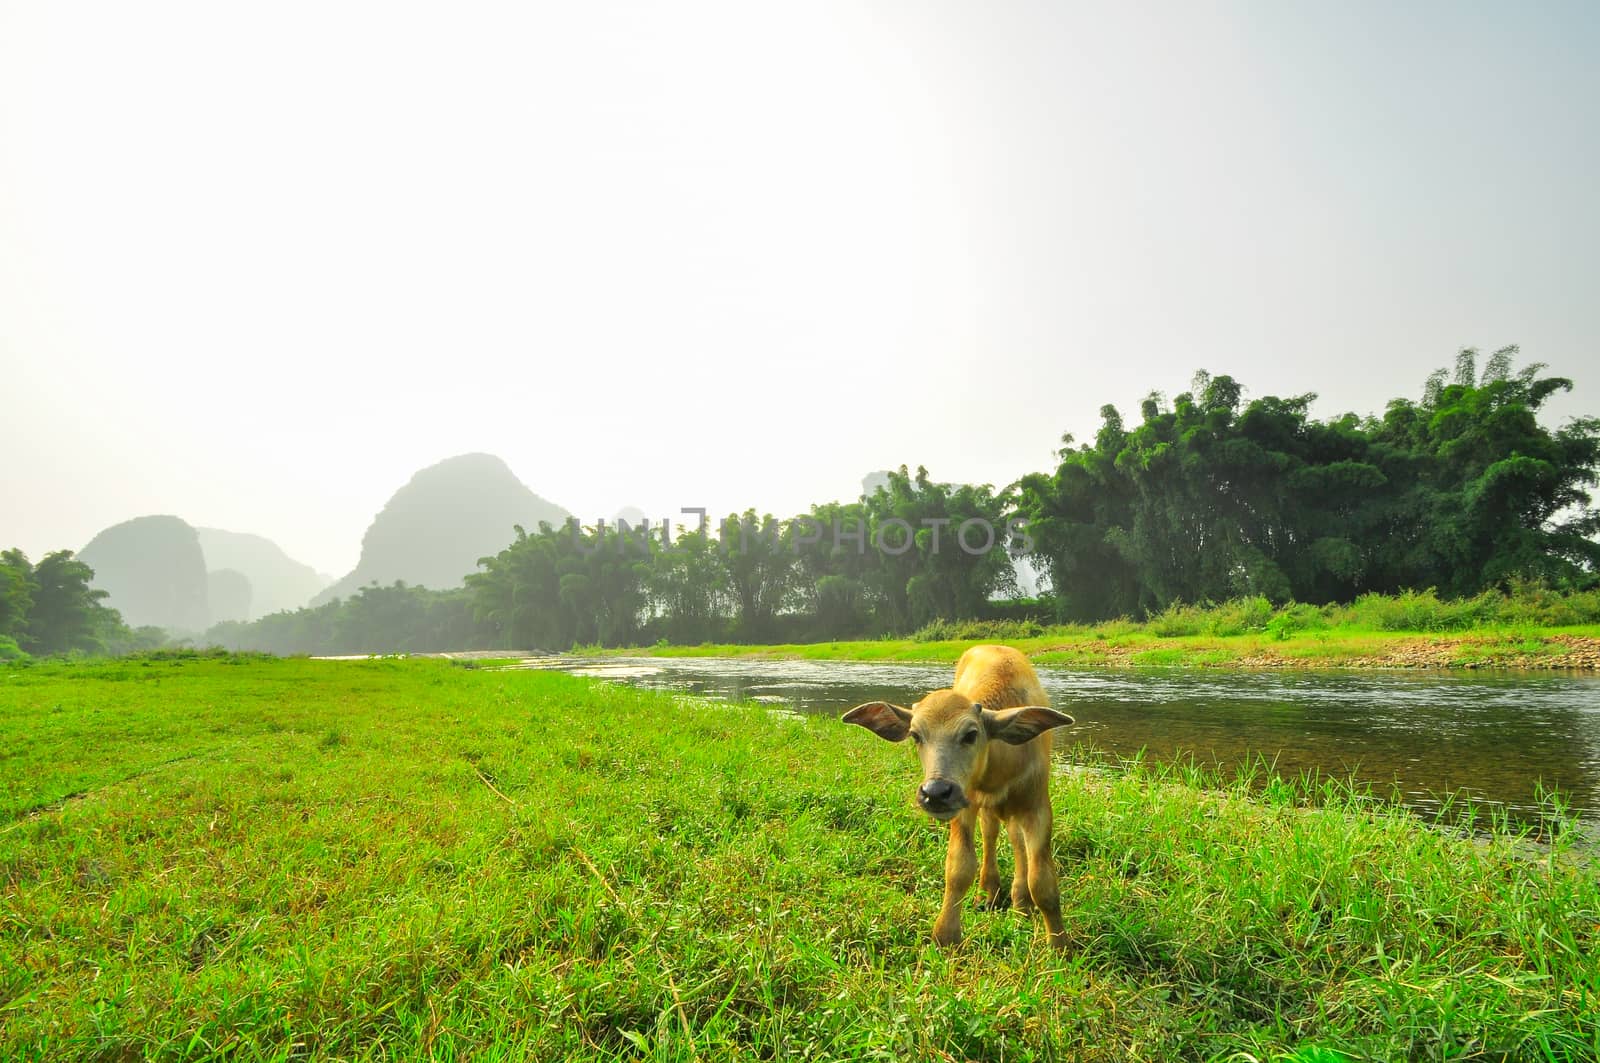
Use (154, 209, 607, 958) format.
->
(206, 568, 253, 624)
(312, 454, 570, 605)
(195, 527, 327, 617)
(79, 515, 211, 633)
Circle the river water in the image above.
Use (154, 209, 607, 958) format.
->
(508, 655, 1600, 829)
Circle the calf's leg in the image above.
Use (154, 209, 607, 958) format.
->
(1018, 806, 1068, 948)
(977, 809, 1009, 910)
(1006, 817, 1032, 910)
(933, 808, 977, 947)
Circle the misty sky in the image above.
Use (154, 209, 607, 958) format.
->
(3, 1, 1597, 578)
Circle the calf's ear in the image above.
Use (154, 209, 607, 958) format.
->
(842, 701, 914, 742)
(982, 705, 1075, 745)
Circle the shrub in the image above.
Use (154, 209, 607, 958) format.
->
(1496, 578, 1600, 626)
(1206, 596, 1276, 636)
(1349, 589, 1447, 631)
(1091, 617, 1140, 639)
(1266, 602, 1330, 641)
(1148, 602, 1207, 637)
(909, 618, 1045, 642)
(984, 596, 1057, 624)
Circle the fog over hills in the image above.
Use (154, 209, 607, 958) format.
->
(206, 568, 252, 624)
(311, 454, 571, 605)
(77, 518, 332, 631)
(74, 457, 569, 630)
(79, 515, 211, 633)
(195, 528, 328, 617)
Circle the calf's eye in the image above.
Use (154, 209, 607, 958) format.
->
(960, 730, 978, 745)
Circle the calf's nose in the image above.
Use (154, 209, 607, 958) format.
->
(918, 779, 958, 806)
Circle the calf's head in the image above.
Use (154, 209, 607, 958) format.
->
(843, 691, 1074, 820)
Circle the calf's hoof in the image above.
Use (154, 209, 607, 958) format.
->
(932, 918, 962, 948)
(977, 891, 1011, 913)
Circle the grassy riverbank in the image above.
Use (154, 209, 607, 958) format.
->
(619, 625, 1600, 670)
(4, 656, 1598, 1060)
(615, 589, 1600, 669)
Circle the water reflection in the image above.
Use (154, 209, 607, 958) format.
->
(509, 655, 1600, 828)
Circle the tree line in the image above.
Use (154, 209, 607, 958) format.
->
(466, 466, 1019, 649)
(204, 467, 1019, 654)
(20, 348, 1600, 658)
(1016, 349, 1599, 620)
(461, 349, 1597, 648)
(0, 550, 165, 660)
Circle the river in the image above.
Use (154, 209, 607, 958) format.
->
(506, 655, 1600, 829)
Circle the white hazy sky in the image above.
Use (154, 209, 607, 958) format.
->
(3, 1, 1597, 578)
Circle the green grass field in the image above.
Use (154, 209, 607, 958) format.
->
(3, 657, 1598, 1060)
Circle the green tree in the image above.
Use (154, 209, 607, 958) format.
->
(1015, 414, 1143, 621)
(1017, 351, 1599, 621)
(1370, 348, 1600, 593)
(864, 467, 1018, 630)
(791, 501, 877, 637)
(21, 550, 119, 655)
(646, 526, 729, 644)
(469, 520, 648, 649)
(1, 549, 35, 644)
(718, 511, 797, 641)
(207, 583, 494, 655)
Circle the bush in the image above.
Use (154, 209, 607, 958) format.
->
(120, 647, 273, 663)
(1348, 589, 1446, 631)
(1147, 597, 1279, 637)
(1206, 596, 1275, 636)
(1265, 602, 1331, 641)
(1148, 602, 1207, 637)
(984, 596, 1057, 624)
(1346, 588, 1510, 632)
(0, 635, 31, 663)
(909, 618, 1045, 642)
(1496, 578, 1600, 627)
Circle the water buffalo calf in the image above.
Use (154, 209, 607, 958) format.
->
(843, 644, 1074, 947)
